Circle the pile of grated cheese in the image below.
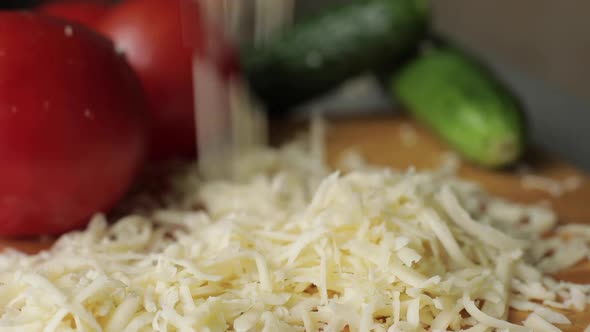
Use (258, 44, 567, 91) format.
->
(2, 138, 590, 331)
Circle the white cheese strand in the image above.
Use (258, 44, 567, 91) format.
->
(439, 186, 528, 250)
(421, 209, 474, 268)
(523, 313, 562, 332)
(462, 294, 529, 332)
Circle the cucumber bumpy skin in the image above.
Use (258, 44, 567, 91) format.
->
(392, 48, 527, 168)
(243, 0, 429, 112)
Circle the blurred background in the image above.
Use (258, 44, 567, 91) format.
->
(298, 0, 590, 105)
(294, 0, 590, 170)
(4, 0, 589, 169)
(10, 0, 589, 101)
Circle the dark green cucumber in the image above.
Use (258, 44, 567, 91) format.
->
(242, 0, 429, 112)
(392, 47, 527, 167)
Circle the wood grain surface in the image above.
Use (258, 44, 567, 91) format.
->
(2, 115, 589, 330)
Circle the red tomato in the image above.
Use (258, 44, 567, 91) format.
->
(0, 13, 148, 236)
(39, 1, 110, 27)
(98, 0, 239, 160)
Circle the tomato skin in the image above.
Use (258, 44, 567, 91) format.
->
(98, 0, 196, 160)
(39, 1, 111, 27)
(0, 13, 148, 236)
(98, 0, 240, 160)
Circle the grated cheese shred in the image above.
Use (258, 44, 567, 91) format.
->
(0, 128, 590, 331)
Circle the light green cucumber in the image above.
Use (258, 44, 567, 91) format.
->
(392, 47, 527, 168)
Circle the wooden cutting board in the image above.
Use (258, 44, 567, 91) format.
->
(2, 115, 589, 330)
